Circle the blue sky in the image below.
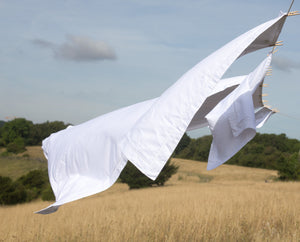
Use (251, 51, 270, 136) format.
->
(0, 0, 299, 139)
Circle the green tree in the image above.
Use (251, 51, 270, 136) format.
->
(28, 121, 69, 145)
(17, 170, 48, 192)
(6, 137, 26, 154)
(173, 133, 191, 156)
(175, 133, 300, 172)
(0, 170, 54, 205)
(176, 135, 212, 161)
(0, 176, 27, 205)
(41, 184, 55, 201)
(0, 118, 33, 146)
(119, 160, 178, 189)
(278, 152, 300, 181)
(0, 118, 69, 147)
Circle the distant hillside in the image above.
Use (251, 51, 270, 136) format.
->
(0, 118, 69, 152)
(0, 146, 47, 179)
(175, 133, 300, 170)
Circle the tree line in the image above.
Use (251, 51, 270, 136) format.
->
(0, 118, 69, 153)
(174, 133, 300, 181)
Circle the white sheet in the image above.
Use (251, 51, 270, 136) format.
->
(118, 14, 286, 180)
(206, 55, 275, 170)
(36, 13, 287, 214)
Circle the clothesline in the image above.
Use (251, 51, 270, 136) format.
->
(277, 112, 300, 122)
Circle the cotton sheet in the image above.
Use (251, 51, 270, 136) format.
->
(37, 13, 287, 214)
(118, 13, 286, 180)
(206, 55, 275, 170)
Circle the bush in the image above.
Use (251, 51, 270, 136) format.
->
(17, 170, 48, 192)
(6, 137, 26, 154)
(175, 133, 300, 173)
(0, 118, 33, 146)
(0, 176, 27, 205)
(119, 160, 178, 189)
(17, 169, 49, 202)
(0, 176, 13, 193)
(41, 185, 55, 201)
(0, 186, 27, 205)
(278, 152, 300, 181)
(173, 133, 191, 156)
(0, 170, 52, 205)
(176, 135, 212, 161)
(0, 138, 4, 147)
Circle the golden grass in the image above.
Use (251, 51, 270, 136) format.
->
(1, 158, 300, 241)
(21, 146, 47, 161)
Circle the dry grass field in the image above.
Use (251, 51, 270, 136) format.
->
(1, 155, 300, 241)
(0, 147, 47, 179)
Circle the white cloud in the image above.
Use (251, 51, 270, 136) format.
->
(272, 56, 300, 72)
(32, 35, 116, 62)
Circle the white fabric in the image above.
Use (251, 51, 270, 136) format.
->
(206, 55, 274, 170)
(118, 13, 286, 180)
(255, 107, 275, 128)
(187, 75, 246, 130)
(38, 99, 156, 213)
(37, 75, 246, 214)
(36, 13, 287, 214)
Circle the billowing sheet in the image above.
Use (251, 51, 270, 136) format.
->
(206, 55, 275, 170)
(37, 13, 287, 214)
(118, 14, 286, 180)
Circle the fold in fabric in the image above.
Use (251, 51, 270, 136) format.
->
(206, 55, 274, 170)
(37, 13, 287, 214)
(37, 99, 156, 214)
(119, 14, 286, 180)
(187, 75, 246, 130)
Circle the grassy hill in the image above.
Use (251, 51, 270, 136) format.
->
(1, 152, 300, 241)
(0, 146, 277, 182)
(0, 146, 47, 179)
(170, 158, 278, 183)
